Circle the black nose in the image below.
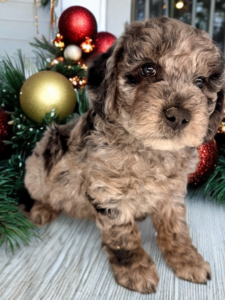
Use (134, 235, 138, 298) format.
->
(164, 107, 191, 130)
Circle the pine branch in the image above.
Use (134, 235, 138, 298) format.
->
(0, 47, 89, 252)
(48, 62, 86, 79)
(0, 195, 38, 253)
(0, 50, 26, 100)
(30, 36, 63, 59)
(0, 50, 37, 111)
(0, 160, 38, 253)
(76, 88, 89, 115)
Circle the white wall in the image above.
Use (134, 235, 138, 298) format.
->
(106, 0, 131, 37)
(0, 0, 51, 57)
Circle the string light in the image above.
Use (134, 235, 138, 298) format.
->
(175, 1, 184, 9)
(80, 37, 95, 53)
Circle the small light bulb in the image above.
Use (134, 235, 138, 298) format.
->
(175, 1, 184, 9)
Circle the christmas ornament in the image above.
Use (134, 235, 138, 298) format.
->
(53, 33, 65, 49)
(80, 37, 95, 53)
(0, 108, 8, 142)
(217, 115, 225, 134)
(216, 114, 225, 148)
(50, 57, 64, 66)
(20, 71, 77, 124)
(78, 61, 88, 70)
(94, 32, 116, 54)
(64, 45, 82, 61)
(188, 139, 218, 186)
(58, 6, 97, 45)
(69, 76, 87, 87)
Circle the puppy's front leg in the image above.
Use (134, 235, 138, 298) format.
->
(150, 199, 211, 283)
(101, 222, 159, 294)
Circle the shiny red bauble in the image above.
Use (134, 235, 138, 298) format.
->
(58, 6, 97, 45)
(94, 32, 116, 53)
(188, 139, 218, 186)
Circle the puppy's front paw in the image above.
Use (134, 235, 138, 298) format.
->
(171, 255, 211, 284)
(111, 249, 159, 294)
(115, 263, 159, 294)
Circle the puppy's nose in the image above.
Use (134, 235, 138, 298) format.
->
(164, 107, 191, 130)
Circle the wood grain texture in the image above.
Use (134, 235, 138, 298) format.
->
(0, 196, 224, 300)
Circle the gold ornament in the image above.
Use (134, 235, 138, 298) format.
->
(20, 71, 77, 124)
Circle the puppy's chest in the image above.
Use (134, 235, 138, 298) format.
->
(91, 147, 198, 196)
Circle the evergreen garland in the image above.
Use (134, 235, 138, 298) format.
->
(0, 40, 89, 252)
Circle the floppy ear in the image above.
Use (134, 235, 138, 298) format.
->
(86, 40, 124, 119)
(204, 89, 225, 142)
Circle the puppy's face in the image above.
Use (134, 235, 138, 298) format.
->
(87, 18, 225, 151)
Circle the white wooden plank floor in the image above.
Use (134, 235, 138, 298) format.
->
(0, 195, 225, 300)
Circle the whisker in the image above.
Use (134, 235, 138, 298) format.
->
(208, 127, 215, 133)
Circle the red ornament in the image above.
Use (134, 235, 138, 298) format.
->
(0, 108, 8, 142)
(58, 6, 97, 45)
(94, 32, 116, 54)
(188, 139, 218, 186)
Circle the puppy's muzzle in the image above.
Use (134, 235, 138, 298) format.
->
(164, 107, 191, 130)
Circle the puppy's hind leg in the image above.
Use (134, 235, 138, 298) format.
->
(22, 200, 61, 227)
(19, 188, 61, 227)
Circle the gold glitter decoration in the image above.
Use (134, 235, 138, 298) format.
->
(53, 33, 65, 49)
(80, 37, 95, 53)
(78, 61, 88, 70)
(69, 76, 87, 87)
(217, 111, 225, 134)
(20, 71, 76, 124)
(50, 57, 64, 66)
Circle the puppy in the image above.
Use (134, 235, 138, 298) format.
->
(24, 17, 225, 294)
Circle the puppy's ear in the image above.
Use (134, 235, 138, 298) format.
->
(87, 40, 123, 119)
(204, 89, 225, 141)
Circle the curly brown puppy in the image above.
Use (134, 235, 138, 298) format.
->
(24, 17, 225, 294)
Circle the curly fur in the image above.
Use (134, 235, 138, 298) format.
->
(23, 17, 225, 294)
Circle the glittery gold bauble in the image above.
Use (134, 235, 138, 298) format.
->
(20, 71, 76, 123)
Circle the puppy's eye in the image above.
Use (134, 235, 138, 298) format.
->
(195, 78, 204, 88)
(141, 64, 156, 77)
